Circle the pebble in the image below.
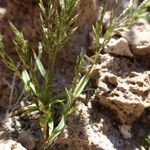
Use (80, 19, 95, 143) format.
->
(18, 131, 36, 150)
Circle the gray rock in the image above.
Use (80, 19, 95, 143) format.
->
(122, 20, 150, 56)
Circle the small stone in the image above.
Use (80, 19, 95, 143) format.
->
(97, 80, 109, 91)
(78, 94, 86, 101)
(118, 125, 132, 139)
(105, 37, 133, 57)
(18, 131, 36, 150)
(105, 74, 118, 86)
(0, 7, 6, 18)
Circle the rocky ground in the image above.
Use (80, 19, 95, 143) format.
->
(0, 0, 150, 150)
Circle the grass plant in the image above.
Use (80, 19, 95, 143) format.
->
(0, 0, 149, 149)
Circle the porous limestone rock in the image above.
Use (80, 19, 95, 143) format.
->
(91, 54, 150, 138)
(96, 71, 150, 125)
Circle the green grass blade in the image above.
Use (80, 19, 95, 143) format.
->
(22, 69, 31, 91)
(48, 118, 54, 136)
(64, 105, 77, 117)
(73, 67, 93, 98)
(65, 88, 72, 107)
(50, 115, 65, 142)
(33, 51, 46, 78)
(22, 69, 37, 94)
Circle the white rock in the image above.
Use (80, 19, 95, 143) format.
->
(105, 38, 133, 57)
(0, 7, 6, 18)
(122, 19, 150, 56)
(0, 139, 26, 150)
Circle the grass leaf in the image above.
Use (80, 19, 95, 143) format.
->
(33, 51, 46, 77)
(49, 115, 65, 142)
(22, 69, 31, 91)
(48, 117, 54, 136)
(22, 69, 37, 94)
(72, 67, 93, 98)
